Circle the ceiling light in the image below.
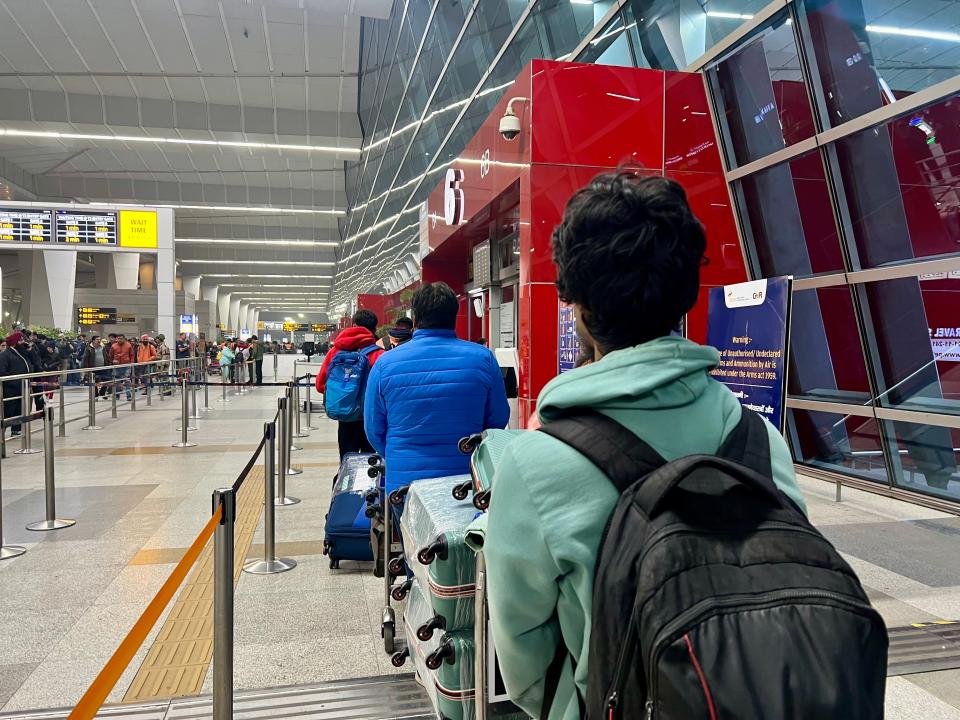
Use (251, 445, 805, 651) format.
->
(176, 238, 339, 247)
(706, 11, 754, 19)
(201, 274, 334, 279)
(178, 259, 334, 267)
(865, 24, 960, 42)
(0, 128, 359, 155)
(95, 202, 343, 216)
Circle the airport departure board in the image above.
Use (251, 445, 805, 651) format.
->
(78, 307, 118, 325)
(57, 210, 118, 245)
(0, 208, 53, 243)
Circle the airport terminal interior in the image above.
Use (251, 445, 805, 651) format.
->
(0, 0, 959, 718)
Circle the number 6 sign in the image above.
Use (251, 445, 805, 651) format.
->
(444, 168, 465, 226)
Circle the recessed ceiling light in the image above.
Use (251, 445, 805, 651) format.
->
(176, 238, 339, 247)
(179, 259, 334, 267)
(95, 202, 343, 216)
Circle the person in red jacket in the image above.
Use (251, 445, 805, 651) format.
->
(316, 309, 384, 458)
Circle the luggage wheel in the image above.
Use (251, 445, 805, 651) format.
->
(368, 464, 384, 478)
(391, 578, 414, 602)
(417, 615, 445, 642)
(328, 557, 340, 570)
(474, 489, 492, 511)
(425, 639, 454, 670)
(321, 540, 329, 556)
(388, 486, 409, 506)
(452, 480, 472, 501)
(365, 488, 379, 504)
(365, 503, 382, 519)
(417, 537, 448, 565)
(368, 454, 382, 466)
(382, 621, 395, 654)
(390, 647, 409, 667)
(387, 555, 406, 577)
(458, 433, 483, 454)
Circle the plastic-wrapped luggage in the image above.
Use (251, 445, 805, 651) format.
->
(323, 452, 376, 568)
(400, 475, 478, 635)
(454, 429, 523, 509)
(404, 581, 476, 720)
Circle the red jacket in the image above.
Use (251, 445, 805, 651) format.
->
(316, 326, 383, 393)
(110, 340, 134, 365)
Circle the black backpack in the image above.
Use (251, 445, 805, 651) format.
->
(540, 408, 888, 720)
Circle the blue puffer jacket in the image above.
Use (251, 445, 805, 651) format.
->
(364, 329, 510, 492)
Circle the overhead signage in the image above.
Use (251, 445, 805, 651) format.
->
(78, 307, 117, 325)
(311, 323, 335, 332)
(707, 276, 793, 432)
(557, 302, 580, 374)
(56, 210, 118, 245)
(119, 210, 158, 248)
(0, 208, 53, 243)
(179, 314, 198, 334)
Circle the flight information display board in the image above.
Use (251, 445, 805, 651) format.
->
(56, 210, 118, 245)
(0, 208, 53, 243)
(78, 307, 118, 325)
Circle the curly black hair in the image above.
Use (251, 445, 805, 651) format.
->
(352, 308, 379, 332)
(552, 170, 706, 352)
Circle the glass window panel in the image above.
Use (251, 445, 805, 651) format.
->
(859, 275, 960, 415)
(885, 419, 960, 499)
(737, 150, 845, 276)
(831, 95, 960, 269)
(625, 0, 773, 70)
(576, 12, 635, 67)
(533, 0, 606, 60)
(707, 10, 815, 167)
(788, 409, 887, 482)
(801, 0, 960, 128)
(788, 287, 872, 402)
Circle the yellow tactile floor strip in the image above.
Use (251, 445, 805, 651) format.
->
(122, 467, 265, 703)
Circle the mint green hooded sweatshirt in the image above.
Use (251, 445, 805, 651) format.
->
(482, 336, 805, 720)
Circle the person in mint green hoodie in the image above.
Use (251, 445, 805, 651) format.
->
(482, 171, 805, 720)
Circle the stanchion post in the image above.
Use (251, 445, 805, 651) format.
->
(273, 351, 277, 381)
(111, 379, 118, 419)
(202, 355, 210, 410)
(293, 380, 308, 439)
(0, 455, 26, 559)
(190, 374, 200, 420)
(173, 378, 197, 448)
(83, 381, 102, 430)
(15, 380, 41, 455)
(212, 487, 235, 720)
(58, 383, 66, 438)
(835, 478, 842, 503)
(245, 422, 297, 574)
(131, 373, 137, 412)
(305, 376, 317, 430)
(1, 391, 6, 459)
(275, 398, 300, 505)
(285, 385, 302, 473)
(26, 406, 75, 532)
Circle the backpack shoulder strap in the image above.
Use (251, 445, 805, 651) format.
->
(358, 344, 379, 359)
(717, 407, 772, 478)
(538, 409, 667, 493)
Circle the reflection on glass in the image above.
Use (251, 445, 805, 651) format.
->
(886, 419, 960, 499)
(801, 0, 960, 127)
(788, 287, 871, 401)
(832, 95, 960, 269)
(788, 409, 886, 482)
(576, 12, 635, 67)
(739, 150, 844, 276)
(860, 276, 960, 416)
(707, 10, 815, 167)
(624, 0, 773, 69)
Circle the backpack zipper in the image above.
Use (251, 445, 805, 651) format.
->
(642, 589, 879, 720)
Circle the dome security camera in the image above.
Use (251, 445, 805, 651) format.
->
(499, 97, 528, 141)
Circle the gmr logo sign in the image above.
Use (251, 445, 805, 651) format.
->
(444, 168, 465, 226)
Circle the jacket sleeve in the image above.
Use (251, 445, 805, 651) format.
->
(484, 446, 563, 718)
(363, 361, 388, 456)
(316, 348, 335, 392)
(484, 351, 511, 430)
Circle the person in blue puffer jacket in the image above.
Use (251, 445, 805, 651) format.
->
(364, 282, 510, 493)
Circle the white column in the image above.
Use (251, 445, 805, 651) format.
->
(92, 253, 140, 289)
(217, 291, 232, 333)
(244, 305, 256, 333)
(156, 208, 176, 344)
(22, 250, 77, 330)
(182, 275, 201, 300)
(238, 302, 250, 335)
(252, 309, 260, 335)
(202, 284, 218, 306)
(229, 296, 241, 333)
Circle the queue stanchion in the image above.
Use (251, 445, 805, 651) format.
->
(305, 375, 317, 430)
(173, 377, 197, 448)
(273, 352, 277, 381)
(111, 378, 118, 419)
(244, 421, 297, 575)
(212, 487, 235, 720)
(0, 454, 26, 559)
(25, 406, 75, 532)
(83, 380, 102, 431)
(284, 385, 302, 475)
(1, 392, 7, 459)
(202, 356, 211, 411)
(288, 383, 303, 453)
(146, 372, 153, 407)
(275, 397, 300, 503)
(15, 380, 41, 455)
(293, 380, 308, 439)
(58, 383, 66, 438)
(131, 374, 137, 412)
(189, 373, 201, 420)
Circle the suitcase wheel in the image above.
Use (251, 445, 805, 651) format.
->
(391, 648, 409, 668)
(365, 503, 381, 519)
(388, 555, 406, 578)
(425, 639, 454, 670)
(458, 433, 483, 454)
(367, 464, 384, 478)
(322, 540, 329, 556)
(391, 578, 413, 602)
(452, 481, 472, 501)
(417, 537, 448, 565)
(329, 557, 340, 570)
(368, 454, 382, 466)
(474, 489, 492, 511)
(382, 621, 395, 654)
(417, 615, 445, 642)
(388, 486, 408, 506)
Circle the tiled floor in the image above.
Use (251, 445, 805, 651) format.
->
(0, 355, 958, 718)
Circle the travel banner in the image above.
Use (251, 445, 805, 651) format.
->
(558, 301, 580, 374)
(707, 276, 793, 432)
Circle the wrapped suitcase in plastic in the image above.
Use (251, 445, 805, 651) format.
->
(323, 452, 376, 568)
(404, 581, 477, 720)
(454, 429, 523, 509)
(399, 475, 478, 637)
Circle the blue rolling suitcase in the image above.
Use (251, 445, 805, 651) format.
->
(323, 452, 377, 568)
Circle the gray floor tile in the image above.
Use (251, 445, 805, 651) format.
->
(907, 669, 960, 712)
(0, 664, 38, 707)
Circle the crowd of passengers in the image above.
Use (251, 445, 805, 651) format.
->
(317, 171, 887, 719)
